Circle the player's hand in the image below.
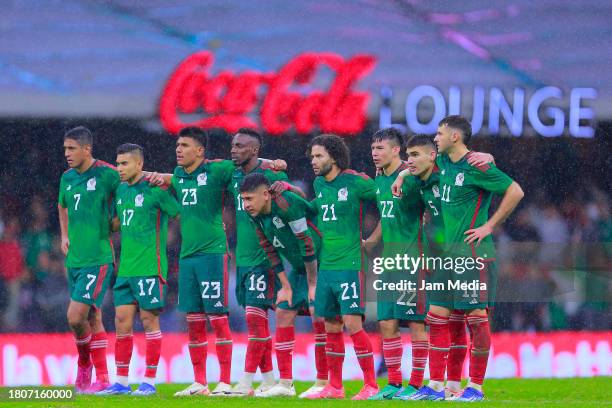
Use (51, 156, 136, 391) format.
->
(308, 285, 316, 303)
(147, 172, 165, 186)
(464, 224, 493, 247)
(467, 152, 494, 167)
(391, 177, 404, 197)
(273, 159, 287, 171)
(61, 236, 70, 255)
(276, 286, 293, 307)
(269, 181, 291, 196)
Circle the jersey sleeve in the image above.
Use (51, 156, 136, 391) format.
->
(58, 175, 67, 208)
(253, 220, 284, 274)
(470, 163, 514, 195)
(106, 168, 121, 193)
(155, 187, 180, 218)
(401, 176, 420, 199)
(356, 175, 377, 201)
(214, 160, 236, 185)
(278, 193, 317, 262)
(265, 169, 290, 183)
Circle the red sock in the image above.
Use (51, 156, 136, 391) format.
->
(275, 326, 295, 380)
(75, 332, 92, 368)
(313, 321, 328, 381)
(426, 312, 450, 382)
(325, 332, 345, 389)
(350, 330, 376, 388)
(115, 333, 133, 377)
(410, 340, 429, 388)
(467, 313, 491, 385)
(186, 313, 208, 385)
(90, 331, 109, 383)
(259, 312, 273, 374)
(144, 330, 162, 380)
(209, 314, 233, 384)
(245, 306, 269, 374)
(382, 336, 403, 386)
(448, 311, 468, 382)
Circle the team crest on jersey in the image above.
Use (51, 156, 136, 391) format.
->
(197, 173, 208, 186)
(135, 193, 144, 207)
(455, 173, 464, 186)
(86, 177, 96, 191)
(432, 185, 440, 197)
(338, 187, 348, 201)
(272, 216, 285, 229)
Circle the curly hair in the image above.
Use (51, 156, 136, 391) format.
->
(307, 134, 350, 170)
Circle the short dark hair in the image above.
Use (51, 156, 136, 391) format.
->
(239, 173, 270, 193)
(307, 134, 350, 170)
(236, 127, 263, 148)
(116, 143, 144, 159)
(439, 115, 472, 144)
(371, 127, 404, 148)
(406, 134, 436, 150)
(64, 126, 93, 146)
(178, 126, 208, 149)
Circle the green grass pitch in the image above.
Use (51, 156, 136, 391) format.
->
(2, 378, 611, 407)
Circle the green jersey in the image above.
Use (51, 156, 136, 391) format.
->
(228, 160, 289, 267)
(172, 160, 235, 259)
(437, 152, 513, 259)
(252, 191, 322, 273)
(375, 162, 424, 257)
(115, 177, 180, 278)
(58, 160, 120, 268)
(312, 170, 377, 270)
(416, 166, 445, 252)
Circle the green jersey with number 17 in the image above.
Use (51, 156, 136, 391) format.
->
(312, 170, 377, 270)
(228, 160, 289, 267)
(171, 159, 235, 259)
(58, 160, 120, 268)
(115, 178, 180, 278)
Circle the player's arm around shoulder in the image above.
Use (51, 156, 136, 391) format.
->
(153, 184, 181, 219)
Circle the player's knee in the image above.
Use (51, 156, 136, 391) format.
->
(140, 314, 159, 332)
(275, 309, 296, 327)
(343, 318, 363, 335)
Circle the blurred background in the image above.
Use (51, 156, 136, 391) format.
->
(0, 0, 610, 383)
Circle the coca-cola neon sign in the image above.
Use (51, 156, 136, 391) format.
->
(159, 51, 376, 136)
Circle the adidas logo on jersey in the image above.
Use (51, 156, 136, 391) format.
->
(82, 293, 91, 299)
(317, 192, 322, 198)
(214, 301, 223, 308)
(350, 302, 359, 308)
(469, 298, 478, 304)
(179, 178, 184, 183)
(151, 297, 159, 304)
(117, 199, 122, 205)
(376, 188, 380, 195)
(257, 293, 266, 299)
(406, 309, 414, 315)
(66, 185, 71, 191)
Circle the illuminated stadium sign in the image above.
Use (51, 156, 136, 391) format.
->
(159, 51, 376, 136)
(160, 52, 597, 138)
(379, 85, 598, 138)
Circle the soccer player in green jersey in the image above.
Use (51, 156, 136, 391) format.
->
(305, 134, 379, 400)
(363, 128, 429, 400)
(393, 135, 495, 400)
(239, 173, 326, 398)
(98, 144, 179, 396)
(162, 127, 236, 397)
(412, 116, 523, 402)
(226, 128, 307, 397)
(59, 126, 118, 393)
